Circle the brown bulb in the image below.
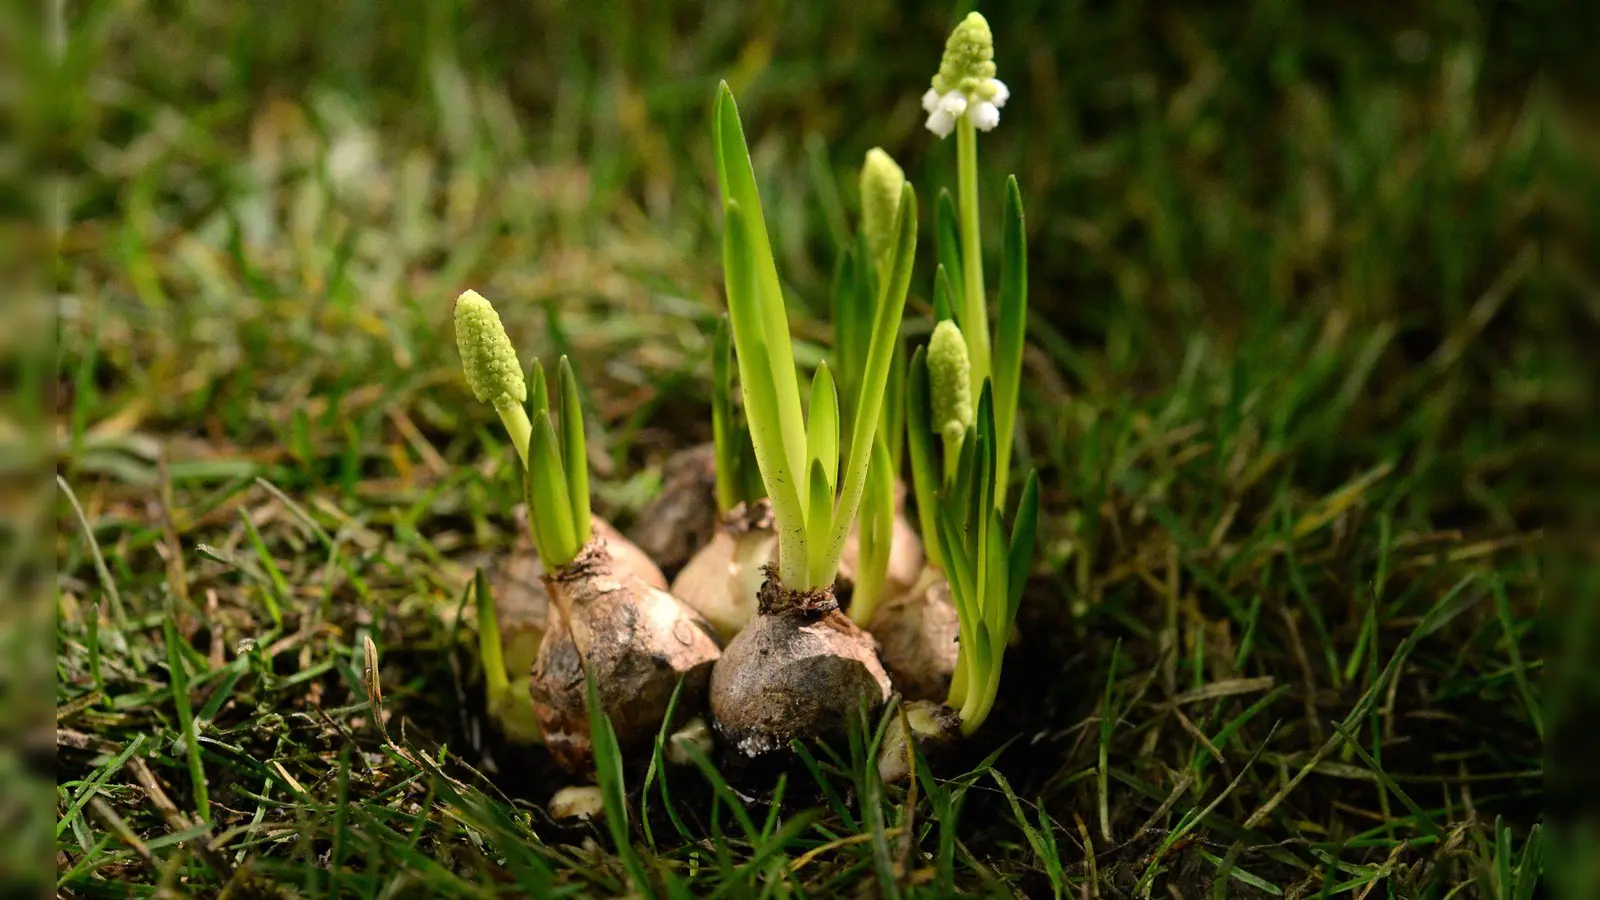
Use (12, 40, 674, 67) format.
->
(529, 539, 720, 774)
(710, 569, 891, 759)
(867, 569, 960, 703)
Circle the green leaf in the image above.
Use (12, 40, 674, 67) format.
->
(821, 183, 917, 581)
(905, 347, 942, 571)
(714, 84, 808, 508)
(474, 567, 508, 712)
(1005, 470, 1040, 626)
(831, 247, 861, 412)
(711, 315, 739, 514)
(883, 338, 907, 472)
(805, 458, 835, 583)
(933, 264, 956, 324)
(848, 435, 896, 623)
(527, 409, 580, 568)
(993, 176, 1028, 507)
(936, 190, 964, 316)
(723, 202, 803, 570)
(584, 669, 652, 894)
(807, 360, 840, 497)
(557, 356, 592, 546)
(527, 358, 549, 421)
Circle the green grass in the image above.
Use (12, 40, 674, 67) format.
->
(44, 1, 1557, 896)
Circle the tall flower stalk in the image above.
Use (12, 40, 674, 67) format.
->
(921, 11, 1027, 507)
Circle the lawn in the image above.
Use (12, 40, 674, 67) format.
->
(47, 1, 1554, 897)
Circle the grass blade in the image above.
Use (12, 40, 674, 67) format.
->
(163, 617, 210, 822)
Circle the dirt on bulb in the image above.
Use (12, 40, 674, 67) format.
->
(709, 568, 891, 759)
(530, 539, 721, 773)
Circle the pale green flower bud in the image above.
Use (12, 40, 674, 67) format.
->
(932, 12, 996, 97)
(860, 148, 905, 276)
(927, 320, 973, 445)
(455, 290, 526, 408)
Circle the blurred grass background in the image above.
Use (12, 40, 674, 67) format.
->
(40, 0, 1583, 896)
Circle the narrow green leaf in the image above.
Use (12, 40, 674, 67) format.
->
(527, 410, 579, 568)
(585, 670, 652, 895)
(807, 361, 840, 496)
(884, 337, 906, 472)
(723, 202, 804, 571)
(936, 190, 964, 315)
(1005, 470, 1040, 624)
(933, 264, 956, 324)
(557, 356, 592, 546)
(848, 435, 895, 623)
(906, 347, 942, 571)
(475, 567, 509, 713)
(1328, 719, 1445, 841)
(831, 247, 860, 416)
(806, 458, 835, 583)
(527, 358, 549, 421)
(714, 85, 808, 505)
(822, 183, 917, 580)
(711, 316, 739, 514)
(164, 618, 210, 821)
(993, 176, 1028, 507)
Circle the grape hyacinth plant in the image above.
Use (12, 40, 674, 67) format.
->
(868, 11, 1033, 706)
(706, 84, 917, 759)
(454, 291, 721, 773)
(836, 148, 924, 625)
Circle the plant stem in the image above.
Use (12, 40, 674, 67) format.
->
(493, 398, 533, 468)
(956, 116, 990, 395)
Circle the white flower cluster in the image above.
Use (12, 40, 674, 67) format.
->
(922, 78, 1009, 139)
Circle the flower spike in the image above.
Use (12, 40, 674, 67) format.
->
(924, 12, 1009, 138)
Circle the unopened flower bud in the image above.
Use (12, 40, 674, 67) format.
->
(860, 148, 905, 276)
(455, 290, 526, 408)
(927, 320, 973, 441)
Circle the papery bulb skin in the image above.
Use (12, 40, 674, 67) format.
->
(867, 570, 960, 703)
(709, 570, 892, 759)
(487, 516, 668, 736)
(529, 540, 721, 774)
(670, 502, 778, 641)
(876, 699, 962, 784)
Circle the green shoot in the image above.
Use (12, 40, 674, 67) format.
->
(905, 347, 942, 572)
(455, 290, 594, 570)
(473, 568, 509, 715)
(710, 315, 766, 514)
(836, 148, 911, 624)
(715, 82, 917, 592)
(922, 13, 1028, 507)
(934, 383, 1039, 733)
(847, 436, 896, 623)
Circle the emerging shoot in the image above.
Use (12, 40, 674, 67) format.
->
(839, 148, 924, 625)
(709, 83, 915, 757)
(454, 290, 720, 772)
